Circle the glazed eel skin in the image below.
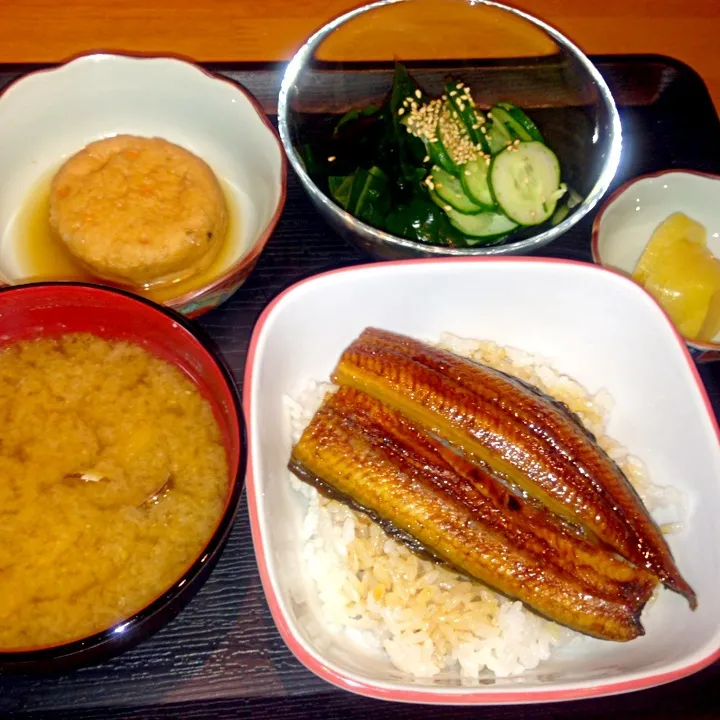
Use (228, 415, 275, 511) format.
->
(290, 386, 657, 641)
(330, 328, 695, 609)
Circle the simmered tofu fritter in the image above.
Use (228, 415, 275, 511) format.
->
(50, 135, 227, 287)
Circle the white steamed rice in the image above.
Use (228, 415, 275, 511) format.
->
(284, 333, 685, 679)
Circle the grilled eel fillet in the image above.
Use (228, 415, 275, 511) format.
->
(290, 387, 657, 641)
(331, 328, 696, 609)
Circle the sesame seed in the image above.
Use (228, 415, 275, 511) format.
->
(444, 205, 452, 211)
(457, 82, 464, 88)
(513, 139, 520, 146)
(327, 156, 336, 162)
(487, 111, 493, 118)
(480, 126, 487, 134)
(472, 123, 480, 129)
(530, 210, 537, 217)
(415, 89, 422, 99)
(423, 155, 430, 163)
(485, 157, 491, 166)
(464, 169, 471, 176)
(398, 108, 405, 116)
(404, 93, 483, 166)
(450, 90, 457, 96)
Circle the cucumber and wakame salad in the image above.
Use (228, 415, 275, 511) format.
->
(300, 64, 574, 248)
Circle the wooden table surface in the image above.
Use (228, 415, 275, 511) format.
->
(1, 0, 719, 109)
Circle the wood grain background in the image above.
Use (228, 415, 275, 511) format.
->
(0, 0, 718, 109)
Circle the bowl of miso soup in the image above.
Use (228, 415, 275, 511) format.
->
(0, 282, 244, 671)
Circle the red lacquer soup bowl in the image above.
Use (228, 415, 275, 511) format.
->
(0, 283, 244, 672)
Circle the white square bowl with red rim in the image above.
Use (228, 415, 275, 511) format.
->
(244, 257, 720, 704)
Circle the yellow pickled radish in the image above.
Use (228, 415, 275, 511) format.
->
(699, 290, 720, 342)
(643, 238, 720, 340)
(633, 212, 707, 285)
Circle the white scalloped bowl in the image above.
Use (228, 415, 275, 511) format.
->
(592, 170, 720, 362)
(0, 53, 286, 317)
(245, 258, 720, 705)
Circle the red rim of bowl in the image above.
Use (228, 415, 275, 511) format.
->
(243, 256, 720, 705)
(0, 51, 287, 312)
(0, 281, 246, 667)
(590, 168, 720, 354)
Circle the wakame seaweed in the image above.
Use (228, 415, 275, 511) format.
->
(301, 63, 465, 247)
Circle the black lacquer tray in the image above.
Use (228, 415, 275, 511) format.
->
(0, 55, 718, 720)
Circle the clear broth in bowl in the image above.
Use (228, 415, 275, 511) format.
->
(11, 169, 241, 304)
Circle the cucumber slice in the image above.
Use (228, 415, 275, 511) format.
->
(426, 136, 458, 176)
(429, 187, 445, 210)
(495, 102, 544, 143)
(460, 158, 494, 209)
(428, 190, 518, 243)
(486, 119, 513, 154)
(489, 105, 534, 143)
(489, 141, 563, 226)
(435, 115, 462, 175)
(445, 206, 518, 240)
(474, 115, 492, 156)
(431, 165, 483, 214)
(437, 101, 492, 171)
(549, 202, 570, 226)
(566, 186, 583, 209)
(445, 81, 479, 144)
(548, 185, 577, 226)
(444, 81, 491, 154)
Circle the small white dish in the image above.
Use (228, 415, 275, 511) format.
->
(0, 53, 286, 316)
(592, 170, 720, 361)
(244, 258, 720, 704)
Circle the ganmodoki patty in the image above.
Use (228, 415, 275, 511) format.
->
(50, 135, 227, 287)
